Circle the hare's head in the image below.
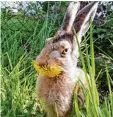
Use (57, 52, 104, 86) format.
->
(36, 2, 98, 79)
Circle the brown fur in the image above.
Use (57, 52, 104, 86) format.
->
(36, 73, 75, 117)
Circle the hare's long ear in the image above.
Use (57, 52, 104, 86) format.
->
(61, 2, 80, 33)
(74, 2, 98, 43)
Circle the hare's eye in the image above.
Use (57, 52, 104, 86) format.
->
(64, 48, 68, 52)
(61, 48, 68, 57)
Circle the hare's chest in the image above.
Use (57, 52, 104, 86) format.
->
(37, 76, 75, 110)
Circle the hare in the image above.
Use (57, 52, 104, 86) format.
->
(35, 2, 98, 117)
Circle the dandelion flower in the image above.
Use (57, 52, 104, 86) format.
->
(32, 60, 62, 78)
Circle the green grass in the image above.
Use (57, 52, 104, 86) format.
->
(1, 8, 61, 116)
(72, 23, 113, 117)
(1, 10, 113, 117)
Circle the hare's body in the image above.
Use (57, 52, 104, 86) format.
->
(35, 2, 98, 117)
(36, 68, 86, 117)
(37, 73, 75, 117)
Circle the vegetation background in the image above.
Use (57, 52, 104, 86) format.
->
(1, 1, 113, 117)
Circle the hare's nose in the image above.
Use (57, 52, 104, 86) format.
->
(35, 55, 48, 67)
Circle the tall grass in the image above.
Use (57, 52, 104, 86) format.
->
(72, 23, 113, 117)
(1, 12, 53, 117)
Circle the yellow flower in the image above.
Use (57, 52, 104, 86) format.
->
(32, 60, 62, 78)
